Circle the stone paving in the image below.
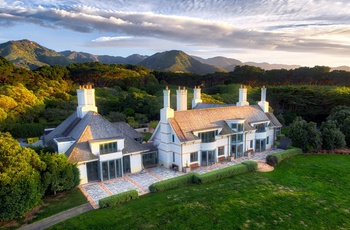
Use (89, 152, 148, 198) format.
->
(82, 183, 109, 204)
(103, 178, 142, 195)
(147, 166, 183, 180)
(80, 149, 283, 207)
(126, 171, 159, 193)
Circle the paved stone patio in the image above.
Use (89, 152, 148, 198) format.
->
(80, 149, 283, 207)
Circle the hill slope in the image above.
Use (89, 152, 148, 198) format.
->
(0, 40, 71, 69)
(139, 50, 225, 74)
(60, 51, 147, 64)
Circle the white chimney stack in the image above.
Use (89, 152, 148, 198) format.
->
(236, 85, 249, 106)
(258, 86, 269, 113)
(77, 84, 98, 118)
(176, 86, 187, 111)
(160, 86, 174, 122)
(192, 86, 203, 109)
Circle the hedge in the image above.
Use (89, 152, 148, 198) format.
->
(193, 163, 251, 184)
(99, 189, 138, 208)
(149, 173, 197, 193)
(266, 148, 302, 166)
(241, 160, 258, 172)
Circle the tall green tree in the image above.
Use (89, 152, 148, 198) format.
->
(39, 153, 80, 195)
(288, 117, 322, 152)
(320, 120, 346, 150)
(0, 132, 46, 220)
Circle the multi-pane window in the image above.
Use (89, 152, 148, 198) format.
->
(232, 134, 243, 143)
(218, 146, 225, 156)
(255, 123, 266, 132)
(100, 142, 118, 154)
(190, 152, 198, 162)
(231, 123, 244, 132)
(198, 131, 216, 143)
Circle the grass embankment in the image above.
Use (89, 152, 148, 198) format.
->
(50, 154, 350, 229)
(30, 188, 87, 223)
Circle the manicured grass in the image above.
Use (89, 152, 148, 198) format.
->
(49, 155, 350, 229)
(29, 188, 87, 223)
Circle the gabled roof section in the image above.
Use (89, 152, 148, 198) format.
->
(44, 112, 80, 146)
(113, 122, 143, 139)
(46, 111, 149, 163)
(169, 105, 271, 142)
(266, 113, 283, 127)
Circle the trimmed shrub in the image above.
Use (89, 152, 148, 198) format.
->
(266, 148, 302, 166)
(193, 164, 249, 184)
(241, 160, 258, 172)
(99, 190, 138, 208)
(149, 173, 196, 193)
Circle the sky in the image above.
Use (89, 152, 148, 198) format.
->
(0, 0, 349, 67)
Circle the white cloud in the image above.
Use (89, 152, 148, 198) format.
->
(0, 0, 349, 65)
(92, 36, 134, 42)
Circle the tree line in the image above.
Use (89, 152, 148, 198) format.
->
(0, 132, 79, 220)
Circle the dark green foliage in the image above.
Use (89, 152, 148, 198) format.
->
(288, 117, 322, 152)
(6, 123, 44, 138)
(241, 160, 258, 172)
(39, 153, 80, 195)
(149, 173, 197, 193)
(327, 106, 350, 147)
(193, 164, 249, 184)
(266, 148, 302, 166)
(320, 120, 346, 150)
(0, 132, 46, 220)
(99, 190, 138, 208)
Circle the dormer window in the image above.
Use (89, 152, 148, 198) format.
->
(198, 131, 216, 143)
(100, 142, 118, 155)
(254, 123, 266, 133)
(231, 121, 244, 132)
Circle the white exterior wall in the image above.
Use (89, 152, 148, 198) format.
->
(78, 163, 88, 185)
(130, 154, 142, 173)
(266, 128, 275, 149)
(56, 140, 75, 154)
(245, 132, 256, 151)
(89, 139, 124, 158)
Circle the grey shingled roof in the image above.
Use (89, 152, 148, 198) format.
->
(113, 122, 143, 139)
(46, 111, 150, 163)
(266, 113, 283, 127)
(169, 105, 272, 142)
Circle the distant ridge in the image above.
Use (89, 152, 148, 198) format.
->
(60, 51, 147, 65)
(138, 50, 225, 74)
(0, 39, 71, 70)
(0, 39, 349, 73)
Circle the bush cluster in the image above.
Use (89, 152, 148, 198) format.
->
(241, 160, 258, 172)
(266, 148, 302, 166)
(99, 190, 138, 208)
(149, 173, 196, 193)
(193, 163, 252, 184)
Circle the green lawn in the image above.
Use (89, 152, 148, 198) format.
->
(29, 188, 88, 223)
(50, 154, 350, 229)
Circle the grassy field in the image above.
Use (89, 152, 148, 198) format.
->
(49, 154, 350, 229)
(29, 188, 88, 223)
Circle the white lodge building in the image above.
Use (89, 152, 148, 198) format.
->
(44, 85, 157, 184)
(45, 84, 281, 184)
(150, 86, 282, 172)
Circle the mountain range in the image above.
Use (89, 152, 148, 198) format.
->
(0, 39, 348, 74)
